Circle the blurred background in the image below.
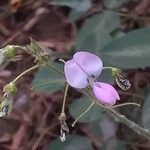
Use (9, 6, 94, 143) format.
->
(0, 0, 150, 150)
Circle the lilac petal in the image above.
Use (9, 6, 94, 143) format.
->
(64, 60, 88, 89)
(98, 82, 120, 100)
(73, 51, 103, 78)
(92, 82, 120, 105)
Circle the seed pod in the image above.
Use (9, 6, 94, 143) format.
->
(116, 75, 131, 90)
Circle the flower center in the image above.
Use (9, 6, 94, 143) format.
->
(87, 75, 96, 86)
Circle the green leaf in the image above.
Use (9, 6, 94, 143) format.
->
(111, 30, 125, 39)
(142, 87, 150, 130)
(77, 30, 112, 53)
(102, 0, 130, 9)
(89, 120, 102, 137)
(97, 69, 115, 83)
(69, 97, 102, 123)
(69, 10, 83, 21)
(76, 10, 120, 52)
(99, 28, 150, 69)
(49, 134, 93, 150)
(102, 138, 127, 150)
(51, 0, 91, 12)
(32, 63, 65, 92)
(89, 114, 117, 141)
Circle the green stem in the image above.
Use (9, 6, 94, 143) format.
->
(111, 102, 140, 108)
(72, 102, 95, 127)
(12, 65, 41, 84)
(61, 84, 69, 113)
(102, 66, 116, 70)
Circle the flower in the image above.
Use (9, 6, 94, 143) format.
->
(64, 51, 120, 105)
(64, 51, 103, 88)
(92, 82, 120, 105)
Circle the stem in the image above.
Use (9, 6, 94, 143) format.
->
(85, 89, 150, 140)
(72, 102, 95, 127)
(12, 65, 41, 84)
(61, 84, 69, 113)
(59, 59, 66, 64)
(102, 66, 116, 70)
(111, 102, 140, 108)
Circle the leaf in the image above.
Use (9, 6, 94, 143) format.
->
(111, 30, 125, 39)
(51, 0, 91, 12)
(76, 10, 120, 52)
(89, 114, 117, 140)
(77, 30, 112, 53)
(32, 63, 65, 92)
(100, 114, 117, 140)
(102, 0, 130, 9)
(48, 134, 93, 150)
(102, 138, 127, 150)
(69, 10, 84, 21)
(142, 87, 150, 130)
(89, 120, 102, 137)
(97, 69, 115, 83)
(69, 97, 102, 123)
(99, 28, 150, 69)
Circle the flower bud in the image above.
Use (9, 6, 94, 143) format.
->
(3, 45, 16, 59)
(112, 68, 121, 77)
(115, 75, 131, 90)
(92, 82, 120, 106)
(3, 82, 17, 93)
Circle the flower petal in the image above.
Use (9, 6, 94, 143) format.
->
(64, 60, 88, 88)
(73, 51, 103, 78)
(98, 82, 120, 100)
(92, 82, 120, 105)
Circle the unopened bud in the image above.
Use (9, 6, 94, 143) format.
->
(112, 68, 121, 76)
(116, 75, 131, 90)
(3, 82, 17, 93)
(3, 45, 16, 59)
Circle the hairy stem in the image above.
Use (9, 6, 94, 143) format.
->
(85, 88, 150, 140)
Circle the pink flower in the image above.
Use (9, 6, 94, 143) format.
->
(64, 51, 120, 105)
(64, 51, 103, 88)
